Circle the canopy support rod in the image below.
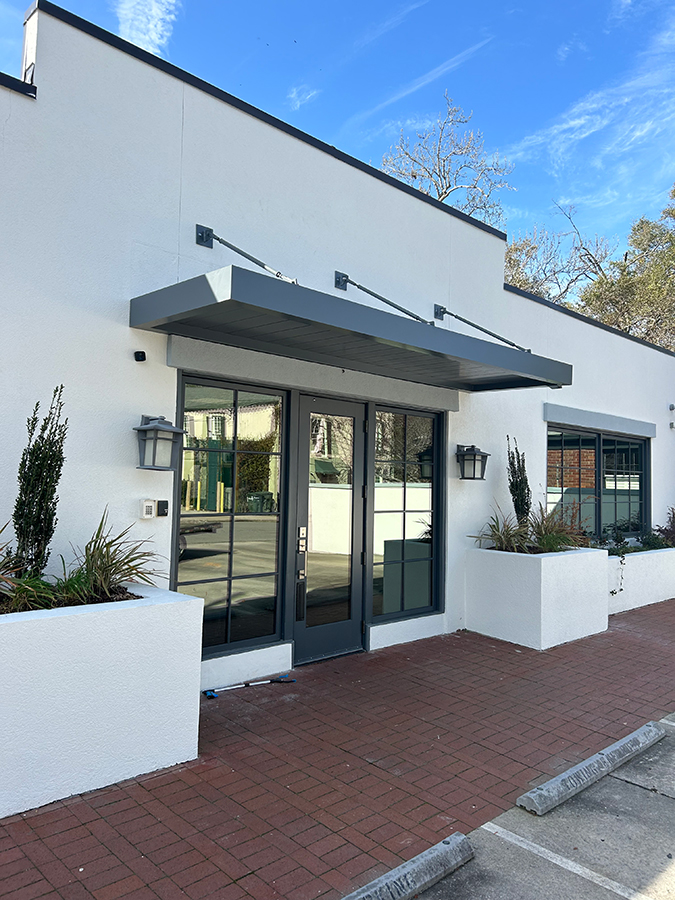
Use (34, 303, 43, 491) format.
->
(196, 225, 298, 285)
(334, 271, 432, 325)
(435, 305, 531, 353)
(335, 270, 530, 352)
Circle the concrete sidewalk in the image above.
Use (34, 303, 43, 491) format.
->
(2, 600, 675, 900)
(425, 716, 675, 899)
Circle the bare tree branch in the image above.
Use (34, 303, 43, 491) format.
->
(381, 93, 514, 228)
(505, 206, 614, 304)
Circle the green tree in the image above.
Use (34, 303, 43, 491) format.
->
(381, 93, 513, 228)
(13, 386, 68, 577)
(576, 184, 675, 350)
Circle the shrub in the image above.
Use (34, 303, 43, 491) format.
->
(638, 530, 671, 551)
(654, 508, 675, 547)
(506, 436, 531, 525)
(13, 386, 68, 577)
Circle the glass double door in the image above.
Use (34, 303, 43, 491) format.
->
(293, 396, 366, 664)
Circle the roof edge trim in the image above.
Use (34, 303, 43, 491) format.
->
(0, 70, 36, 97)
(504, 282, 675, 359)
(30, 0, 506, 241)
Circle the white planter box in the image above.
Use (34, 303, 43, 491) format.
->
(0, 585, 204, 819)
(608, 548, 675, 614)
(465, 547, 608, 650)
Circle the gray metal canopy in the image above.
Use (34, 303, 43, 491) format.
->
(129, 265, 572, 392)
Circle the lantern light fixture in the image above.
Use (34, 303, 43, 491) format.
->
(134, 416, 185, 471)
(456, 444, 490, 481)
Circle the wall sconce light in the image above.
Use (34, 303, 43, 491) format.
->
(134, 416, 185, 470)
(456, 444, 490, 480)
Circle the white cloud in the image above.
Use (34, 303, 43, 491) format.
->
(115, 0, 179, 56)
(510, 23, 675, 172)
(354, 1, 429, 51)
(345, 37, 492, 128)
(607, 0, 669, 28)
(609, 0, 634, 20)
(556, 37, 588, 63)
(287, 84, 320, 111)
(508, 11, 675, 231)
(364, 114, 437, 141)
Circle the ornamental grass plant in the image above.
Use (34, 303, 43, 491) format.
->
(528, 503, 587, 552)
(472, 503, 586, 554)
(74, 511, 157, 601)
(0, 512, 157, 614)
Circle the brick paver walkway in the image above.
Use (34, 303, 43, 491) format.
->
(3, 601, 675, 900)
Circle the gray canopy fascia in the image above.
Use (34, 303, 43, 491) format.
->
(129, 265, 572, 392)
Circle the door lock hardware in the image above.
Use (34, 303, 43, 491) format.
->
(298, 569, 306, 580)
(298, 526, 307, 538)
(298, 538, 307, 552)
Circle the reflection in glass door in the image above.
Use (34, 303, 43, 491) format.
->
(294, 397, 365, 663)
(306, 412, 354, 627)
(176, 382, 283, 651)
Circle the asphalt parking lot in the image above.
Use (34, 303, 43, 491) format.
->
(424, 715, 675, 899)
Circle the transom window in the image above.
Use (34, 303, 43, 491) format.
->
(177, 383, 283, 650)
(547, 428, 647, 537)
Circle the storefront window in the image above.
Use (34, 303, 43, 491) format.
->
(178, 384, 283, 650)
(373, 412, 435, 616)
(547, 427, 646, 537)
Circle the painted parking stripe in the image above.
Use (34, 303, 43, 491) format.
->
(481, 822, 656, 900)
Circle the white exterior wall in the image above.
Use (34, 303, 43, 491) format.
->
(1, 8, 675, 661)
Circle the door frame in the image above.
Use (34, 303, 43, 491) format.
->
(172, 376, 447, 661)
(290, 394, 367, 664)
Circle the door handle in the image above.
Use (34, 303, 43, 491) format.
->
(295, 579, 307, 621)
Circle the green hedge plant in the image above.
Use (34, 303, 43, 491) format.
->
(13, 386, 68, 577)
(506, 436, 531, 526)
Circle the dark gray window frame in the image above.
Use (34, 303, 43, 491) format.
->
(173, 373, 290, 658)
(367, 405, 446, 626)
(173, 372, 447, 659)
(546, 423, 651, 538)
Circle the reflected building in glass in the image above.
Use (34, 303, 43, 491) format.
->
(178, 384, 283, 649)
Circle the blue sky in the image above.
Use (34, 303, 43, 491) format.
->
(2, 0, 674, 249)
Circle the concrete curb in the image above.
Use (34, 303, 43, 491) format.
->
(516, 721, 666, 816)
(341, 833, 474, 900)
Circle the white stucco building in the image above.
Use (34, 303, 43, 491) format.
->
(3, 1, 675, 687)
